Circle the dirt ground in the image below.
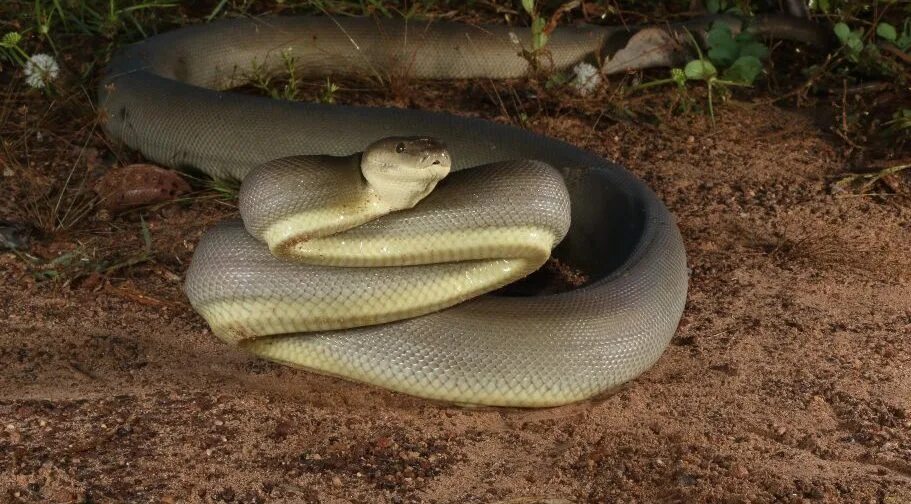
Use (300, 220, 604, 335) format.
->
(2, 50, 911, 504)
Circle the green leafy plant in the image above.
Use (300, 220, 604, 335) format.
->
(517, 0, 581, 71)
(704, 22, 768, 84)
(810, 0, 832, 13)
(876, 19, 911, 51)
(521, 0, 548, 53)
(833, 22, 866, 62)
(632, 23, 767, 124)
(681, 55, 739, 125)
(831, 19, 910, 77)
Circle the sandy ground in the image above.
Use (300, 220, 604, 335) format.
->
(2, 75, 910, 503)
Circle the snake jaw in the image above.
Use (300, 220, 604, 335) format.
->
(361, 136, 451, 211)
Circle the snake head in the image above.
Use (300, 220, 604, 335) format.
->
(361, 136, 451, 211)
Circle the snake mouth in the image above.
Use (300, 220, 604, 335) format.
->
(411, 152, 450, 174)
(424, 157, 448, 169)
(412, 141, 451, 174)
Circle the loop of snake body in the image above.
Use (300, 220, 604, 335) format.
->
(99, 16, 690, 407)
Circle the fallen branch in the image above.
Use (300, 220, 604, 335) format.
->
(834, 163, 911, 194)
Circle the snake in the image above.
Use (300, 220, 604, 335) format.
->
(98, 15, 691, 407)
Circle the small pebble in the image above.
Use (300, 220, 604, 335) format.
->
(730, 465, 749, 478)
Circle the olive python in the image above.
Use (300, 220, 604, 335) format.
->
(98, 15, 692, 407)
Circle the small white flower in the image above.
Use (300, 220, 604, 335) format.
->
(571, 62, 602, 96)
(24, 53, 60, 89)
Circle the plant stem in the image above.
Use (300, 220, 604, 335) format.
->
(628, 77, 676, 93)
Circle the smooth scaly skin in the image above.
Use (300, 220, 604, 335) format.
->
(192, 156, 570, 344)
(99, 16, 690, 407)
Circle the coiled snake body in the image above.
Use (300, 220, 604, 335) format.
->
(99, 16, 689, 407)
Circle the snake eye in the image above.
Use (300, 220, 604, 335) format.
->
(395, 142, 406, 153)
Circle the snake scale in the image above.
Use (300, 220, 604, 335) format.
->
(99, 15, 689, 407)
